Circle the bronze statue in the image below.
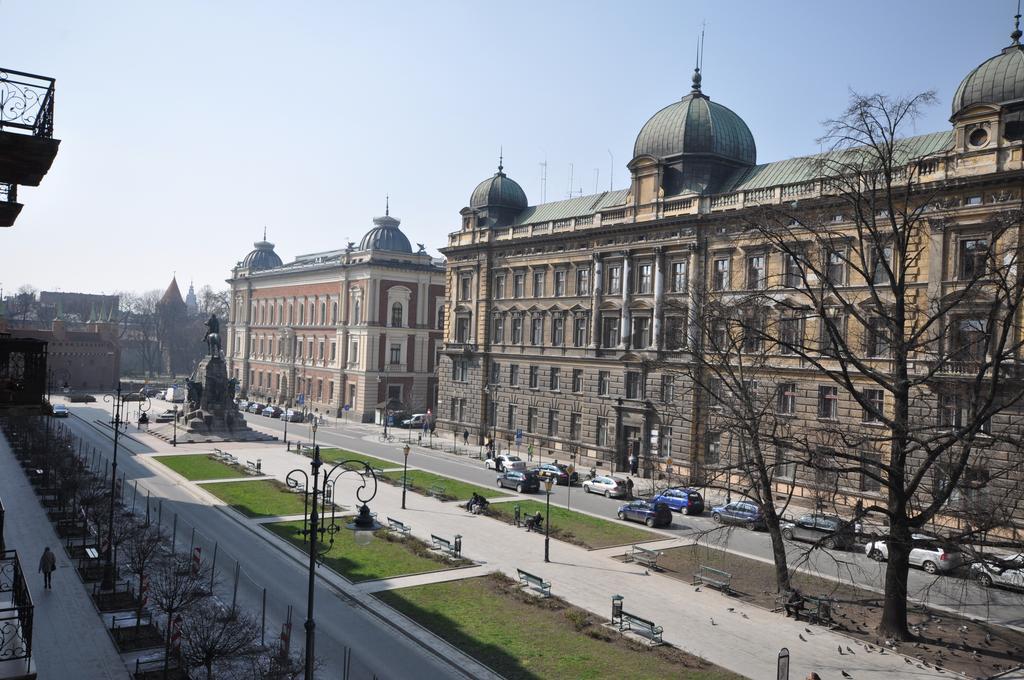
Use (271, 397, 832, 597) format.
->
(203, 314, 221, 356)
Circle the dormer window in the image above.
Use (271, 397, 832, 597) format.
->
(969, 127, 989, 148)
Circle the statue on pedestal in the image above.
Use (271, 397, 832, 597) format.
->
(203, 314, 221, 356)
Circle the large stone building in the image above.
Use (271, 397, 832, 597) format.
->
(437, 26, 1024, 517)
(226, 213, 446, 422)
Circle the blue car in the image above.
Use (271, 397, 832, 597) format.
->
(617, 500, 673, 528)
(710, 500, 765, 530)
(650, 487, 704, 515)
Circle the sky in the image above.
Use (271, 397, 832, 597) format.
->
(0, 0, 1017, 298)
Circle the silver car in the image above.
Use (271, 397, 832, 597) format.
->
(864, 533, 964, 574)
(972, 552, 1024, 590)
(582, 475, 628, 498)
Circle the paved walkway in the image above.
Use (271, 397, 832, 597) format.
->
(0, 432, 131, 679)
(160, 434, 949, 680)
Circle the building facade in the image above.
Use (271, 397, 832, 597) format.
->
(437, 30, 1024, 518)
(226, 213, 446, 422)
(0, 316, 120, 391)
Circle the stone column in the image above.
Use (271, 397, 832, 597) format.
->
(620, 251, 632, 349)
(652, 247, 664, 350)
(590, 254, 604, 349)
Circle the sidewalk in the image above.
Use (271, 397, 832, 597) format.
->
(0, 432, 131, 679)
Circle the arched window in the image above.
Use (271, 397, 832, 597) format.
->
(353, 300, 362, 324)
(287, 305, 293, 325)
(277, 303, 283, 324)
(391, 302, 403, 328)
(436, 306, 444, 330)
(299, 304, 305, 325)
(320, 302, 327, 325)
(331, 301, 338, 324)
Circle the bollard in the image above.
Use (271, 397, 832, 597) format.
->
(256, 459, 261, 473)
(612, 594, 624, 627)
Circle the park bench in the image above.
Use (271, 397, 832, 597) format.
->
(625, 545, 664, 569)
(289, 479, 306, 494)
(799, 595, 835, 627)
(430, 533, 462, 558)
(386, 516, 412, 536)
(427, 484, 446, 499)
(693, 564, 733, 593)
(516, 568, 551, 597)
(619, 611, 663, 644)
(245, 459, 261, 475)
(225, 454, 240, 466)
(212, 448, 227, 460)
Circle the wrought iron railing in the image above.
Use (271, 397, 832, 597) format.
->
(0, 68, 55, 138)
(0, 182, 16, 204)
(0, 497, 5, 553)
(0, 550, 34, 664)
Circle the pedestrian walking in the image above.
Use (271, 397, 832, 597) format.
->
(629, 452, 639, 476)
(626, 476, 635, 499)
(527, 444, 534, 462)
(462, 429, 469, 445)
(38, 546, 56, 590)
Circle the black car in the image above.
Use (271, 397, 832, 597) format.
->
(531, 463, 578, 486)
(496, 470, 541, 493)
(781, 513, 858, 550)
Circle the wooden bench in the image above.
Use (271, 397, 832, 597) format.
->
(693, 564, 732, 593)
(245, 459, 261, 475)
(516, 568, 551, 597)
(387, 516, 412, 536)
(430, 533, 462, 558)
(625, 545, 664, 569)
(427, 484, 446, 499)
(619, 611, 663, 644)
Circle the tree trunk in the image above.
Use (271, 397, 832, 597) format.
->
(878, 515, 912, 640)
(764, 512, 792, 593)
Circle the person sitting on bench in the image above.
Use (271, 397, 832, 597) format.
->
(525, 511, 543, 532)
(466, 493, 489, 514)
(784, 588, 804, 618)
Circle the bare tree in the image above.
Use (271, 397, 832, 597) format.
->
(179, 600, 262, 680)
(118, 290, 164, 377)
(738, 90, 1024, 639)
(196, 286, 229, 319)
(148, 553, 213, 676)
(123, 524, 165, 626)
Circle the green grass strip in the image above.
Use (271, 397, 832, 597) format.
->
(201, 479, 312, 518)
(487, 499, 656, 549)
(152, 454, 246, 481)
(382, 469, 509, 501)
(265, 519, 468, 582)
(375, 574, 742, 680)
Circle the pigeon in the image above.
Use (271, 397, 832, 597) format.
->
(984, 633, 993, 645)
(727, 607, 735, 612)
(841, 672, 852, 679)
(741, 612, 749, 619)
(846, 646, 855, 654)
(694, 586, 701, 592)
(904, 658, 912, 664)
(644, 569, 649, 576)
(710, 618, 717, 626)
(838, 645, 844, 655)
(958, 625, 969, 633)
(805, 627, 813, 634)
(799, 634, 806, 642)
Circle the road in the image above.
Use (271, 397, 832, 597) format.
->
(242, 408, 1024, 631)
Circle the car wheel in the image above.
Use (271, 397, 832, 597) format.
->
(682, 506, 691, 515)
(645, 518, 655, 527)
(496, 479, 502, 488)
(583, 485, 590, 494)
(977, 572, 994, 588)
(745, 521, 756, 531)
(922, 560, 938, 575)
(618, 511, 627, 520)
(869, 548, 885, 561)
(822, 537, 836, 550)
(782, 528, 794, 540)
(516, 484, 524, 493)
(712, 513, 722, 524)
(604, 489, 611, 498)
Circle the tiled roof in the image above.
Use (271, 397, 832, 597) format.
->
(512, 190, 628, 226)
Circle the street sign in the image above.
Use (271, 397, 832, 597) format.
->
(776, 648, 789, 680)
(388, 415, 395, 425)
(297, 394, 305, 405)
(343, 404, 350, 411)
(515, 428, 523, 445)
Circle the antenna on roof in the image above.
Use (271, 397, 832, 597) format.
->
(608, 149, 614, 191)
(1013, 0, 1022, 44)
(567, 163, 574, 199)
(594, 168, 600, 193)
(539, 156, 548, 203)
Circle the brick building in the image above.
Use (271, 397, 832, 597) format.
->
(0, 316, 120, 392)
(226, 213, 445, 422)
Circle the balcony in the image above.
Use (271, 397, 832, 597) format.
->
(0, 550, 35, 679)
(0, 183, 20, 228)
(0, 336, 47, 414)
(0, 69, 58, 187)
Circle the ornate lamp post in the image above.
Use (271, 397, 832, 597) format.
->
(485, 382, 498, 457)
(100, 384, 127, 590)
(286, 447, 381, 680)
(544, 478, 554, 563)
(310, 418, 318, 453)
(172, 403, 178, 447)
(402, 444, 410, 510)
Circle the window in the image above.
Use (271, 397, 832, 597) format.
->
(783, 253, 801, 288)
(938, 392, 991, 433)
(331, 302, 337, 324)
(529, 366, 539, 389)
(435, 306, 443, 329)
(533, 271, 545, 297)
(710, 318, 729, 350)
(966, 194, 983, 206)
(661, 375, 675, 402)
(666, 316, 687, 349)
(493, 316, 505, 343)
(511, 316, 523, 344)
(455, 316, 471, 343)
(870, 245, 893, 285)
(777, 382, 797, 414)
(825, 248, 846, 286)
(596, 417, 609, 447)
(548, 410, 559, 436)
(513, 273, 525, 298)
(570, 413, 581, 441)
(549, 367, 561, 391)
(598, 371, 609, 396)
(507, 404, 517, 430)
(777, 449, 797, 481)
(860, 452, 881, 492)
(863, 389, 884, 423)
(817, 385, 838, 419)
(712, 257, 730, 291)
(389, 343, 402, 365)
(819, 311, 846, 356)
(576, 268, 591, 295)
(391, 302, 403, 327)
(352, 300, 361, 324)
(742, 313, 764, 353)
(866, 317, 890, 357)
(553, 270, 566, 297)
(625, 371, 642, 399)
(779, 317, 801, 354)
(459, 274, 472, 301)
(509, 364, 519, 386)
(527, 407, 538, 433)
(552, 317, 565, 345)
(671, 261, 688, 292)
(812, 448, 838, 489)
(320, 302, 326, 325)
(530, 316, 544, 345)
(299, 304, 306, 325)
(330, 342, 336, 361)
(706, 433, 721, 466)
(453, 359, 468, 382)
(953, 318, 988, 363)
(572, 369, 583, 392)
(490, 361, 500, 384)
(494, 274, 506, 299)
(632, 317, 651, 348)
(308, 340, 314, 358)
(660, 427, 673, 460)
(318, 341, 325, 360)
(608, 265, 622, 294)
(637, 263, 653, 294)
(348, 339, 359, 365)
(601, 315, 620, 348)
(573, 315, 588, 346)
(746, 255, 766, 290)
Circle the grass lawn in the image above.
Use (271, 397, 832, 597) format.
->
(316, 448, 398, 471)
(200, 479, 313, 517)
(152, 454, 246, 481)
(487, 500, 656, 549)
(375, 573, 741, 680)
(382, 469, 509, 501)
(265, 519, 469, 582)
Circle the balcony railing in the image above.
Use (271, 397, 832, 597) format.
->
(0, 550, 34, 665)
(0, 69, 55, 138)
(0, 183, 15, 204)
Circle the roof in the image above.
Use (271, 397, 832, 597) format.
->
(160, 277, 184, 306)
(358, 214, 413, 253)
(242, 240, 284, 271)
(953, 44, 1024, 116)
(633, 89, 756, 165)
(470, 166, 528, 210)
(512, 190, 628, 226)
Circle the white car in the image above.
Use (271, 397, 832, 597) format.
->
(972, 552, 1024, 590)
(864, 534, 964, 574)
(582, 475, 628, 498)
(484, 455, 526, 472)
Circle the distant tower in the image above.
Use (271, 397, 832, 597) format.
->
(185, 281, 199, 316)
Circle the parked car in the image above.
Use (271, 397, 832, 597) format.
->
(582, 475, 628, 498)
(284, 409, 305, 422)
(650, 487, 704, 515)
(617, 500, 673, 527)
(496, 470, 541, 493)
(141, 386, 164, 398)
(400, 413, 429, 428)
(154, 409, 176, 423)
(710, 501, 765, 530)
(532, 463, 578, 486)
(261, 405, 284, 418)
(863, 534, 964, 574)
(485, 455, 526, 472)
(51, 403, 69, 418)
(236, 400, 249, 411)
(247, 402, 265, 413)
(972, 552, 1024, 590)
(780, 513, 858, 550)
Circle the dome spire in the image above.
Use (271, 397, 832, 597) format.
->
(691, 23, 705, 94)
(263, 225, 267, 240)
(498, 146, 504, 174)
(385, 194, 389, 216)
(1013, 0, 1022, 45)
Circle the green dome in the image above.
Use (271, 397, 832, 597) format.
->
(953, 44, 1024, 117)
(470, 164, 527, 210)
(633, 73, 755, 165)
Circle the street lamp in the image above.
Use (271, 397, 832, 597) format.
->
(172, 404, 178, 447)
(310, 418, 318, 452)
(402, 444, 410, 510)
(286, 447, 381, 680)
(100, 384, 127, 590)
(377, 367, 390, 439)
(544, 478, 554, 563)
(485, 382, 498, 457)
